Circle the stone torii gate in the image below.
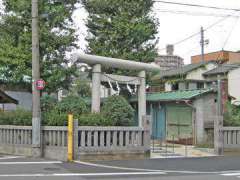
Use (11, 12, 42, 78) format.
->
(72, 54, 160, 127)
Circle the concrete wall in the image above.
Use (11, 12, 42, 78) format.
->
(193, 98, 204, 144)
(228, 68, 240, 101)
(193, 93, 217, 144)
(0, 145, 32, 157)
(186, 63, 217, 80)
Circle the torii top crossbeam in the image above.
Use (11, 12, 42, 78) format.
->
(72, 53, 161, 72)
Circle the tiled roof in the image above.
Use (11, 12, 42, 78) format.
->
(152, 61, 215, 80)
(130, 88, 213, 102)
(203, 64, 240, 76)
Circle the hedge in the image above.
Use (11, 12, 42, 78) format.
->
(0, 95, 135, 126)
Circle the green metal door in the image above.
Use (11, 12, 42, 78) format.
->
(166, 105, 192, 143)
(151, 103, 166, 140)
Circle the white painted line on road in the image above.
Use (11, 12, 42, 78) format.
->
(0, 172, 166, 177)
(0, 161, 62, 165)
(75, 161, 240, 174)
(221, 172, 240, 176)
(0, 156, 22, 160)
(75, 160, 166, 172)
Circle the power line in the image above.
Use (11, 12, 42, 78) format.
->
(158, 32, 199, 52)
(213, 16, 240, 64)
(158, 16, 230, 52)
(155, 8, 240, 18)
(222, 17, 239, 49)
(154, 0, 240, 12)
(204, 16, 230, 31)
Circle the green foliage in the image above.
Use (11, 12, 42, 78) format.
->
(42, 109, 67, 126)
(0, 95, 135, 126)
(0, 0, 78, 93)
(55, 95, 89, 115)
(195, 143, 214, 149)
(102, 95, 134, 126)
(70, 78, 91, 98)
(41, 95, 89, 126)
(224, 101, 240, 126)
(40, 95, 57, 112)
(82, 0, 159, 74)
(78, 113, 112, 126)
(0, 108, 32, 125)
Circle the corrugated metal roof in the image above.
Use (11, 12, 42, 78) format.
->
(203, 65, 240, 76)
(130, 88, 213, 102)
(152, 61, 215, 80)
(0, 90, 18, 104)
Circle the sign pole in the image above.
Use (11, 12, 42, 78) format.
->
(67, 114, 73, 161)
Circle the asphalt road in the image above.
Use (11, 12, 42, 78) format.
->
(0, 155, 240, 180)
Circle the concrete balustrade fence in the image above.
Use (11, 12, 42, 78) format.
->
(43, 126, 68, 147)
(0, 125, 32, 145)
(77, 126, 150, 160)
(78, 127, 148, 150)
(0, 126, 32, 156)
(222, 127, 240, 149)
(0, 117, 151, 160)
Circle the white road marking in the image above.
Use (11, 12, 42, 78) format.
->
(221, 172, 240, 176)
(0, 156, 22, 160)
(0, 161, 62, 165)
(0, 172, 166, 177)
(75, 160, 166, 172)
(75, 161, 240, 174)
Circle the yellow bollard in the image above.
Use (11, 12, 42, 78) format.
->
(67, 113, 73, 162)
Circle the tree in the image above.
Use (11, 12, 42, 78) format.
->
(70, 72, 91, 97)
(224, 101, 240, 126)
(0, 0, 78, 93)
(82, 0, 159, 74)
(102, 95, 135, 126)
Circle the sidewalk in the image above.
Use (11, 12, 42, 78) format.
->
(151, 143, 216, 158)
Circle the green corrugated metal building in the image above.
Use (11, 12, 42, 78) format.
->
(131, 88, 217, 145)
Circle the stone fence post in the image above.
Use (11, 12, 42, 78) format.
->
(73, 119, 79, 160)
(214, 115, 224, 155)
(142, 115, 151, 153)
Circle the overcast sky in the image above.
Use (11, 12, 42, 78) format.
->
(73, 0, 240, 64)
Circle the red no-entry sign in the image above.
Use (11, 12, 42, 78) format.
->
(35, 79, 46, 90)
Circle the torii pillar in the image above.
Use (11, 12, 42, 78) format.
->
(91, 64, 101, 112)
(138, 70, 146, 127)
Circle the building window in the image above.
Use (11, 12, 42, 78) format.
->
(172, 83, 179, 91)
(197, 82, 204, 89)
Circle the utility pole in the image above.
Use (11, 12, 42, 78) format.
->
(200, 26, 204, 63)
(214, 75, 224, 155)
(32, 0, 42, 157)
